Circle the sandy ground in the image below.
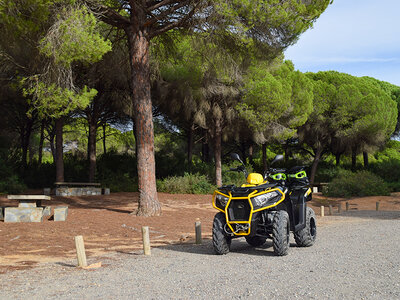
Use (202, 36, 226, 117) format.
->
(0, 191, 399, 274)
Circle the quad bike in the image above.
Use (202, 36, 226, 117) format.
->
(212, 153, 316, 256)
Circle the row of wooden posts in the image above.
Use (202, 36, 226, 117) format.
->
(320, 201, 381, 217)
(73, 220, 203, 268)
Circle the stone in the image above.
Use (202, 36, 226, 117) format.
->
(43, 206, 52, 217)
(43, 188, 51, 195)
(18, 200, 37, 208)
(0, 207, 3, 221)
(103, 188, 110, 195)
(54, 206, 68, 221)
(4, 207, 43, 223)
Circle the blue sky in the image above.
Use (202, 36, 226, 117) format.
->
(284, 0, 400, 86)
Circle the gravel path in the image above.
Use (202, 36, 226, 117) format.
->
(1, 211, 400, 299)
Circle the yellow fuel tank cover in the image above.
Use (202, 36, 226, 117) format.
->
(247, 173, 264, 185)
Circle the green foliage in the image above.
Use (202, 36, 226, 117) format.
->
(323, 170, 390, 198)
(39, 6, 112, 67)
(23, 82, 97, 118)
(157, 173, 215, 194)
(238, 59, 313, 142)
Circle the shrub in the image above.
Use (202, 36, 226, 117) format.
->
(323, 169, 390, 197)
(157, 173, 215, 194)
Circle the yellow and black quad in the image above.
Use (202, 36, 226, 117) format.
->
(212, 153, 316, 256)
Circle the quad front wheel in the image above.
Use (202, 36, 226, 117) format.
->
(212, 213, 232, 255)
(272, 210, 290, 256)
(294, 207, 317, 247)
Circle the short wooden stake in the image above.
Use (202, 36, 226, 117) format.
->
(376, 202, 380, 211)
(338, 203, 342, 213)
(346, 202, 349, 211)
(74, 235, 87, 268)
(329, 205, 333, 216)
(195, 221, 202, 244)
(320, 206, 324, 217)
(142, 226, 151, 256)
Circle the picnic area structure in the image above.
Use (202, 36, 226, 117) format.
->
(54, 182, 106, 196)
(1, 195, 67, 223)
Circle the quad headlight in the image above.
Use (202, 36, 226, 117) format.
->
(215, 194, 229, 208)
(252, 191, 280, 209)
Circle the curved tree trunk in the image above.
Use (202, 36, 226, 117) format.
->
(126, 26, 160, 216)
(310, 147, 323, 185)
(55, 117, 64, 182)
(187, 123, 194, 173)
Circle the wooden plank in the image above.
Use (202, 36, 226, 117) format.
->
(7, 195, 51, 200)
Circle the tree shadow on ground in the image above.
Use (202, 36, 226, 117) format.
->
(156, 238, 299, 257)
(322, 210, 400, 221)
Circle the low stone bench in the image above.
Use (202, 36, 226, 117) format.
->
(4, 195, 52, 223)
(54, 182, 102, 196)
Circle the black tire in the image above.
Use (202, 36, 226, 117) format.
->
(245, 236, 267, 247)
(272, 210, 290, 256)
(212, 212, 232, 255)
(294, 207, 317, 247)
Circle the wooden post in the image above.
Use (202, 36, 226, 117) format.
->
(329, 205, 333, 215)
(195, 221, 202, 244)
(376, 202, 380, 211)
(74, 235, 87, 268)
(321, 206, 324, 217)
(338, 203, 342, 213)
(346, 202, 349, 211)
(142, 226, 151, 256)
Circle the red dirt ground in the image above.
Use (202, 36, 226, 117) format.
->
(1, 191, 399, 274)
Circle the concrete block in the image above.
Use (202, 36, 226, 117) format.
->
(54, 206, 68, 221)
(43, 206, 52, 217)
(103, 188, 110, 195)
(0, 207, 4, 221)
(4, 207, 43, 223)
(312, 186, 318, 193)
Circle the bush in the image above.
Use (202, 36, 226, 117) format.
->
(157, 173, 215, 194)
(323, 169, 390, 197)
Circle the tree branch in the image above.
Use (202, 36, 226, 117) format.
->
(149, 2, 199, 38)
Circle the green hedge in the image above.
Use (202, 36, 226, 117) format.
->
(157, 173, 215, 194)
(323, 170, 390, 198)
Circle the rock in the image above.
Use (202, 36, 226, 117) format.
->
(4, 207, 44, 223)
(54, 206, 68, 222)
(43, 206, 52, 217)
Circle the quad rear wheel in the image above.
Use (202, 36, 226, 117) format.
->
(212, 213, 232, 255)
(272, 210, 290, 256)
(294, 207, 317, 247)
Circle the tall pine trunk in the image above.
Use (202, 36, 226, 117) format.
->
(335, 153, 341, 166)
(88, 120, 97, 182)
(351, 146, 357, 170)
(55, 118, 64, 182)
(126, 26, 160, 216)
(38, 120, 45, 165)
(214, 118, 223, 187)
(102, 124, 107, 154)
(262, 144, 267, 172)
(187, 124, 194, 173)
(363, 151, 369, 168)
